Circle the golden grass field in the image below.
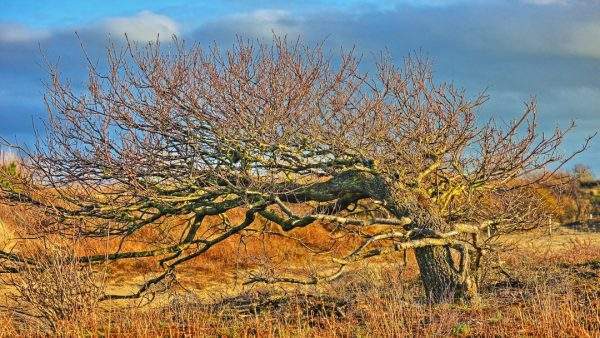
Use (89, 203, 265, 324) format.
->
(0, 201, 598, 337)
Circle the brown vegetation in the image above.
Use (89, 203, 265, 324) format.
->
(0, 205, 598, 336)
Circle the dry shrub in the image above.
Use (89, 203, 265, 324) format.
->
(0, 245, 104, 332)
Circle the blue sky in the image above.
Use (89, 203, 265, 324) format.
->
(0, 0, 598, 173)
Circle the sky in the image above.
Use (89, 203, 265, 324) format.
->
(0, 0, 598, 173)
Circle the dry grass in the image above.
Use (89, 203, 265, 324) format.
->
(0, 203, 599, 336)
(1, 252, 598, 336)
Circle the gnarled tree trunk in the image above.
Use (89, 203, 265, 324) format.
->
(414, 245, 479, 303)
(395, 204, 480, 304)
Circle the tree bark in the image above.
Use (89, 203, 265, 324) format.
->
(397, 203, 480, 304)
(414, 244, 479, 303)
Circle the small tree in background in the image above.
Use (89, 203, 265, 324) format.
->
(0, 36, 592, 303)
(573, 164, 594, 184)
(568, 164, 598, 221)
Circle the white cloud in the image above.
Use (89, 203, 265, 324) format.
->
(0, 24, 50, 43)
(103, 11, 179, 42)
(226, 10, 300, 38)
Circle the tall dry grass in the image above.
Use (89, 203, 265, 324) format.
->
(0, 229, 597, 337)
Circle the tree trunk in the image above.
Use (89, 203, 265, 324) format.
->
(414, 244, 479, 303)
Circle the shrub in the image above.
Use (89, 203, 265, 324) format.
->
(1, 246, 104, 332)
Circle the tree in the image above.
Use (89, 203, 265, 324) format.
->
(0, 36, 591, 303)
(573, 164, 594, 183)
(567, 164, 597, 221)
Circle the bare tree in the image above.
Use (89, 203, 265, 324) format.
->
(0, 36, 592, 303)
(573, 164, 594, 184)
(566, 164, 596, 221)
